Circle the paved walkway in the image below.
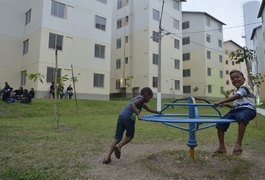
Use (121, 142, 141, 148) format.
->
(257, 108, 265, 116)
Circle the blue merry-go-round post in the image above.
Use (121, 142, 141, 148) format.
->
(140, 96, 236, 159)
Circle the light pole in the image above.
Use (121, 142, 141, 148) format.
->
(157, 0, 165, 111)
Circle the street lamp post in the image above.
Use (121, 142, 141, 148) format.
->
(157, 29, 162, 111)
(157, 0, 165, 111)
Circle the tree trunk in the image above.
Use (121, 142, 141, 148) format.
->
(245, 60, 253, 90)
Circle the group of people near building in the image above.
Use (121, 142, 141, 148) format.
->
(50, 82, 74, 99)
(0, 82, 34, 104)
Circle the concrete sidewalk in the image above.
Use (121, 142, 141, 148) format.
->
(257, 108, 265, 116)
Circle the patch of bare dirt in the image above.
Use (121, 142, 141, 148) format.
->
(81, 141, 265, 180)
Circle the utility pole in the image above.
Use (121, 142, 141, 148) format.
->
(157, 0, 165, 111)
(54, 46, 59, 128)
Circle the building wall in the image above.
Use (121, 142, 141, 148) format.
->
(243, 1, 261, 49)
(223, 41, 246, 93)
(0, 0, 113, 100)
(252, 26, 265, 102)
(182, 12, 225, 98)
(259, 3, 265, 102)
(0, 0, 27, 88)
(111, 0, 183, 97)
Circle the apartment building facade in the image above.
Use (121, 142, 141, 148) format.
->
(0, 0, 112, 100)
(182, 11, 225, 98)
(110, 0, 185, 98)
(223, 40, 247, 92)
(255, 0, 265, 102)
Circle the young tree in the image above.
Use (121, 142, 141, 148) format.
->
(27, 73, 45, 83)
(228, 46, 255, 89)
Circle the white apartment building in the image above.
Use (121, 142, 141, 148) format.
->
(251, 25, 265, 102)
(255, 0, 265, 102)
(223, 40, 247, 92)
(110, 0, 185, 98)
(182, 11, 225, 98)
(0, 0, 112, 100)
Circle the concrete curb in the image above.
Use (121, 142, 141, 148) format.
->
(257, 108, 265, 116)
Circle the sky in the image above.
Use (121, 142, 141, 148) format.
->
(182, 0, 261, 47)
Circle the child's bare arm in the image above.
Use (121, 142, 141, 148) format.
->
(214, 94, 241, 105)
(142, 104, 160, 114)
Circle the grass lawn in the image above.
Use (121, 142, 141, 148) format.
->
(0, 98, 265, 179)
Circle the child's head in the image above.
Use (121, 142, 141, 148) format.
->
(229, 70, 245, 88)
(140, 87, 153, 102)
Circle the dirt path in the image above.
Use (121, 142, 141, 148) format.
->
(83, 142, 265, 180)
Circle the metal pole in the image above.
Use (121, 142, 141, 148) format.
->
(157, 0, 165, 111)
(71, 65, 79, 114)
(54, 47, 59, 128)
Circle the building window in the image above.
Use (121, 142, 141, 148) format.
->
(152, 77, 158, 88)
(25, 9, 31, 25)
(226, 70, 229, 75)
(225, 50, 228, 55)
(125, 36, 129, 43)
(220, 86, 224, 94)
(218, 39, 222, 47)
(183, 53, 190, 61)
(206, 17, 210, 26)
(125, 57, 128, 64)
(153, 9, 160, 21)
(173, 0, 180, 10)
(220, 71, 223, 78)
(95, 15, 106, 31)
(225, 60, 228, 65)
(21, 70, 27, 86)
(46, 67, 61, 83)
(152, 31, 159, 43)
(218, 24, 222, 32)
(97, 0, 107, 4)
(125, 16, 129, 24)
(219, 55, 223, 63)
(207, 50, 211, 59)
(116, 79, 120, 89)
(226, 80, 229, 85)
(23, 39, 29, 55)
(116, 38, 122, 49)
(208, 85, 212, 93)
(183, 69, 191, 77)
(175, 59, 180, 69)
(232, 61, 235, 65)
(175, 80, 180, 90)
(49, 33, 63, 50)
(182, 21, 189, 29)
(51, 0, 66, 18)
(153, 53, 158, 65)
(117, 0, 122, 9)
(183, 85, 191, 93)
(116, 59, 121, 69)
(207, 68, 211, 76)
(94, 44, 105, 58)
(173, 18, 179, 30)
(206, 34, 211, 43)
(182, 37, 190, 45)
(174, 39, 180, 49)
(117, 19, 122, 29)
(94, 73, 104, 88)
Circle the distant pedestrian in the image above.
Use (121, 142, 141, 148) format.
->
(29, 88, 35, 98)
(66, 85, 73, 99)
(0, 82, 10, 97)
(50, 82, 55, 98)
